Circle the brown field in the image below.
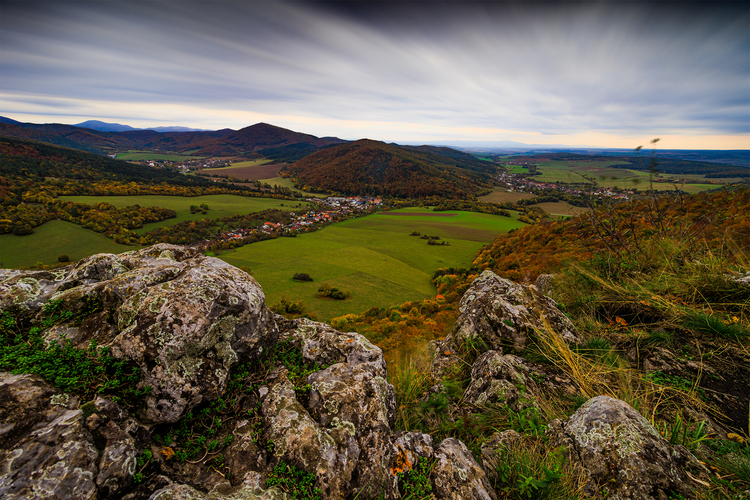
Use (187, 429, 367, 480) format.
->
(202, 162, 285, 180)
(532, 201, 589, 217)
(380, 212, 456, 217)
(478, 190, 537, 203)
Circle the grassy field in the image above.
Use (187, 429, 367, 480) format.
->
(505, 160, 720, 193)
(0, 220, 133, 269)
(221, 208, 526, 320)
(258, 176, 327, 197)
(115, 151, 202, 161)
(59, 194, 312, 232)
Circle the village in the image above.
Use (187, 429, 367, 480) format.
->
(189, 195, 383, 252)
(495, 167, 632, 201)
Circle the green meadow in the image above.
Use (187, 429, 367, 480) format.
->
(0, 220, 133, 269)
(2, 206, 525, 320)
(114, 151, 202, 161)
(221, 208, 526, 320)
(506, 160, 719, 193)
(257, 176, 326, 197)
(59, 194, 312, 232)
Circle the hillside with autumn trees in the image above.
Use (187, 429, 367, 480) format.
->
(330, 187, 750, 357)
(282, 139, 497, 198)
(0, 120, 345, 158)
(0, 136, 304, 242)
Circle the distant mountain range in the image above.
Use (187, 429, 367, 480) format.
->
(0, 118, 346, 158)
(73, 120, 211, 133)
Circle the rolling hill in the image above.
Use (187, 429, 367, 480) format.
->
(0, 119, 346, 159)
(282, 139, 497, 198)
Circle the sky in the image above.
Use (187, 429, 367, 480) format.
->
(1, 0, 748, 149)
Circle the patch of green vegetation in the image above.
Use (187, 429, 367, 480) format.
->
(492, 444, 569, 500)
(317, 283, 349, 300)
(221, 209, 524, 321)
(133, 449, 153, 484)
(0, 220, 133, 269)
(683, 311, 749, 341)
(59, 194, 311, 233)
(0, 298, 146, 404)
(643, 371, 707, 400)
(267, 461, 321, 500)
(396, 458, 433, 499)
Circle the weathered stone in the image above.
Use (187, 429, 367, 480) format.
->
(307, 360, 398, 499)
(480, 430, 522, 484)
(0, 244, 281, 424)
(547, 395, 705, 500)
(95, 417, 141, 497)
(463, 351, 540, 411)
(148, 482, 284, 499)
(0, 374, 98, 500)
(261, 370, 325, 473)
(430, 438, 497, 500)
(431, 270, 580, 379)
(534, 273, 555, 294)
(288, 318, 388, 378)
(0, 373, 57, 449)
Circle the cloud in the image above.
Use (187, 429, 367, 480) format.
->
(0, 1, 747, 147)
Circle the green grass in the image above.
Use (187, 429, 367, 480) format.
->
(114, 150, 202, 161)
(0, 220, 133, 268)
(221, 208, 525, 320)
(58, 194, 312, 233)
(258, 176, 326, 197)
(507, 161, 721, 193)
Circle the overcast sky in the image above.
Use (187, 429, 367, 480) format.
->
(1, 1, 748, 149)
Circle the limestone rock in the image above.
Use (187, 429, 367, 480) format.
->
(430, 438, 497, 500)
(462, 351, 540, 411)
(0, 244, 280, 424)
(147, 482, 284, 499)
(0, 373, 99, 500)
(548, 395, 705, 500)
(431, 270, 579, 379)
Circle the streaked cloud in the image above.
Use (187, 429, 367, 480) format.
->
(0, 1, 747, 148)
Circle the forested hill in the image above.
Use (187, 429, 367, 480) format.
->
(0, 136, 211, 185)
(0, 120, 346, 159)
(283, 139, 497, 198)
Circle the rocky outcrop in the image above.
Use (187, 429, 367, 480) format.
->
(547, 395, 707, 500)
(2, 248, 723, 500)
(1, 245, 278, 424)
(430, 270, 580, 379)
(1, 245, 498, 500)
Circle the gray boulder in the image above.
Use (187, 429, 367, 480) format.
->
(462, 351, 541, 411)
(431, 438, 497, 500)
(430, 270, 579, 379)
(548, 395, 706, 500)
(0, 373, 99, 500)
(0, 244, 279, 424)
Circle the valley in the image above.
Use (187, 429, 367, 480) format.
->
(1, 119, 749, 500)
(221, 208, 525, 321)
